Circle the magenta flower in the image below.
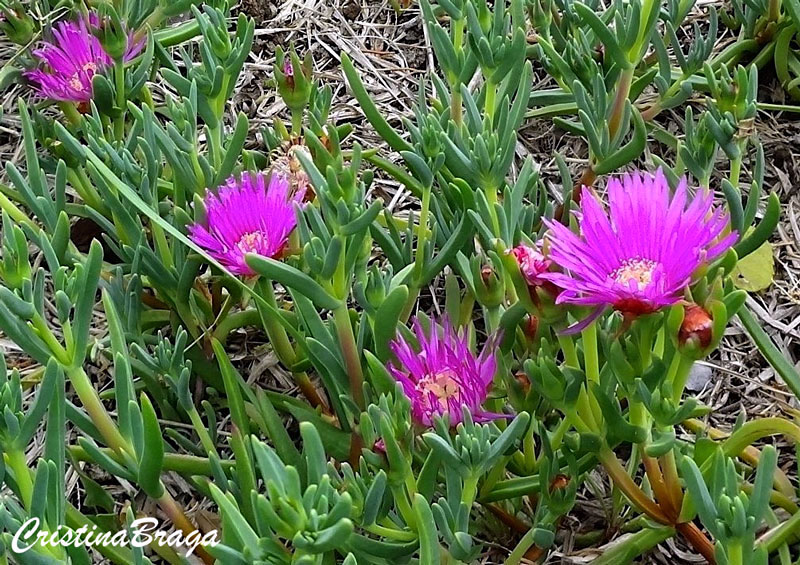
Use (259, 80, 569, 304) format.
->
(542, 169, 736, 326)
(283, 57, 294, 77)
(25, 16, 144, 103)
(26, 19, 108, 103)
(188, 172, 305, 276)
(510, 243, 551, 286)
(388, 317, 504, 427)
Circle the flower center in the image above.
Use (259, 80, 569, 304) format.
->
(69, 75, 86, 91)
(69, 64, 98, 93)
(612, 258, 658, 290)
(235, 231, 268, 255)
(417, 369, 461, 411)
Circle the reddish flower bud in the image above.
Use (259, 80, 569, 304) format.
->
(481, 265, 494, 285)
(514, 371, 531, 395)
(549, 474, 570, 493)
(524, 315, 539, 339)
(679, 304, 713, 349)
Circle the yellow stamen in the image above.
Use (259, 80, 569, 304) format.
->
(612, 258, 658, 290)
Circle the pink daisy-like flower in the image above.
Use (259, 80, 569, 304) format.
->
(510, 243, 551, 286)
(388, 317, 505, 427)
(542, 169, 736, 328)
(25, 16, 144, 103)
(188, 172, 305, 276)
(25, 19, 109, 103)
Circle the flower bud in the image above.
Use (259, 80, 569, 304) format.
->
(472, 260, 503, 308)
(513, 371, 531, 396)
(523, 315, 539, 340)
(93, 8, 129, 62)
(0, 1, 34, 45)
(275, 46, 313, 113)
(549, 474, 570, 493)
(678, 304, 713, 349)
(510, 243, 551, 287)
(480, 265, 494, 285)
(283, 57, 294, 83)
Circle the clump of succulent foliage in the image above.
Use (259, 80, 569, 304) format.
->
(0, 0, 799, 562)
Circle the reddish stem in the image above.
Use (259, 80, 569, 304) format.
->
(676, 521, 717, 564)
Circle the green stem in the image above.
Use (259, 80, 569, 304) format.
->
(506, 525, 538, 565)
(761, 503, 800, 551)
(709, 38, 759, 69)
(137, 6, 166, 39)
(484, 181, 501, 236)
(140, 84, 155, 110)
(607, 68, 634, 141)
(152, 15, 202, 48)
(484, 78, 497, 121)
(757, 102, 800, 113)
(597, 447, 670, 524)
(113, 60, 125, 141)
(463, 474, 479, 507)
(333, 304, 365, 410)
(654, 326, 665, 358)
(682, 417, 795, 497)
(260, 282, 299, 365)
(69, 445, 235, 475)
(66, 365, 130, 455)
(581, 322, 600, 385)
(660, 448, 683, 514)
(670, 353, 695, 403)
(740, 481, 799, 514)
(768, 0, 781, 21)
(392, 485, 417, 529)
(66, 168, 105, 214)
(366, 523, 417, 542)
(62, 505, 134, 564)
(187, 407, 220, 457)
(559, 335, 600, 432)
(714, 418, 800, 463)
(290, 110, 303, 135)
(558, 335, 579, 367)
(212, 309, 261, 342)
(156, 491, 213, 564)
(450, 88, 463, 126)
(452, 17, 464, 51)
(0, 188, 37, 228)
(413, 184, 432, 281)
(57, 102, 83, 127)
(730, 157, 742, 189)
(6, 449, 33, 509)
(208, 124, 223, 171)
(727, 540, 743, 565)
(548, 416, 572, 452)
(31, 314, 69, 364)
(400, 285, 420, 323)
(480, 456, 511, 498)
(589, 526, 675, 565)
(485, 305, 501, 333)
(581, 322, 603, 425)
(258, 280, 326, 409)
